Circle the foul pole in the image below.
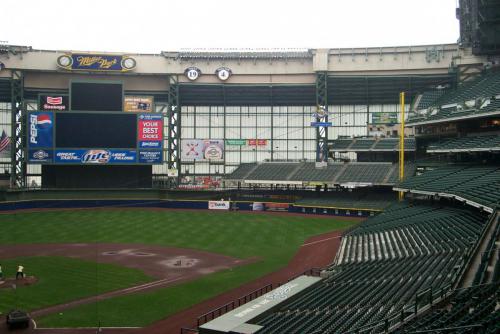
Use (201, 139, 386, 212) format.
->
(399, 92, 405, 201)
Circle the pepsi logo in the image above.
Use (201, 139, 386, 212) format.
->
(36, 114, 53, 128)
(30, 113, 53, 145)
(81, 150, 110, 164)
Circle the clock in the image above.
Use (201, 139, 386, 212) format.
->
(56, 55, 73, 68)
(121, 57, 136, 70)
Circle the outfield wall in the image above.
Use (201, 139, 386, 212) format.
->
(0, 198, 376, 217)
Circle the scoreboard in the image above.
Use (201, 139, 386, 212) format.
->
(27, 112, 163, 165)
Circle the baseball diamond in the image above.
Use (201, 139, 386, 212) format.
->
(0, 1, 499, 333)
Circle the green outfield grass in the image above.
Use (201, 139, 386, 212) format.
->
(0, 209, 358, 327)
(0, 256, 152, 316)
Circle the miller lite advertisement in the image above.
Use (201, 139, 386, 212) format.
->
(54, 149, 137, 164)
(39, 95, 69, 111)
(28, 112, 53, 148)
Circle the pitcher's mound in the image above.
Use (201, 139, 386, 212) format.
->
(0, 276, 38, 289)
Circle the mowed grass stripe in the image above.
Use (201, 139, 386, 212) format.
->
(0, 256, 152, 315)
(0, 210, 354, 259)
(1, 209, 357, 327)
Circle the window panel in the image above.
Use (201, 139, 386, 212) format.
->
(241, 127, 256, 139)
(210, 127, 224, 139)
(181, 127, 194, 138)
(226, 152, 240, 164)
(196, 127, 209, 138)
(225, 128, 240, 139)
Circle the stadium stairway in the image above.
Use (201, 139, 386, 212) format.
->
(462, 211, 500, 287)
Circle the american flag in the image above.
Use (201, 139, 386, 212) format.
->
(0, 130, 10, 153)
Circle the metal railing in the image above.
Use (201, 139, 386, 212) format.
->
(193, 266, 322, 330)
(196, 283, 274, 327)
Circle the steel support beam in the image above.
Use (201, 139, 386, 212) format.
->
(11, 70, 26, 188)
(315, 72, 328, 163)
(167, 75, 180, 187)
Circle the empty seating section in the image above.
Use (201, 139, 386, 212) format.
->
(253, 203, 488, 333)
(226, 163, 257, 179)
(408, 70, 500, 124)
(395, 283, 499, 333)
(350, 139, 375, 150)
(289, 163, 341, 181)
(336, 163, 390, 183)
(372, 138, 398, 150)
(330, 139, 352, 150)
(330, 138, 416, 151)
(416, 89, 447, 109)
(431, 70, 500, 107)
(295, 192, 395, 210)
(226, 162, 416, 185)
(386, 163, 416, 183)
(245, 163, 299, 180)
(427, 135, 500, 152)
(397, 165, 500, 208)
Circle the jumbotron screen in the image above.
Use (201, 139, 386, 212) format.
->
(27, 111, 163, 165)
(56, 113, 137, 148)
(71, 82, 123, 111)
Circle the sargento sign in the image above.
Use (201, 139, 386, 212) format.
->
(39, 95, 69, 111)
(57, 53, 136, 72)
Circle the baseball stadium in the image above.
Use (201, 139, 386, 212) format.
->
(0, 1, 499, 333)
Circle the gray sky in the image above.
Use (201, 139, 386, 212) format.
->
(2, 0, 459, 53)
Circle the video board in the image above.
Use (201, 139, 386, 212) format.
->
(27, 112, 163, 165)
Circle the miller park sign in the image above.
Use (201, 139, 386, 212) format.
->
(57, 53, 137, 72)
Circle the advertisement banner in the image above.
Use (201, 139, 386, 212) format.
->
(247, 139, 268, 146)
(28, 149, 53, 163)
(310, 122, 333, 127)
(181, 139, 224, 161)
(252, 202, 264, 211)
(138, 114, 163, 149)
(264, 202, 290, 211)
(57, 54, 136, 72)
(54, 149, 137, 164)
(125, 96, 154, 113)
(371, 112, 398, 124)
(226, 139, 247, 146)
(167, 169, 178, 177)
(208, 201, 230, 210)
(28, 112, 53, 148)
(138, 150, 162, 163)
(39, 95, 69, 111)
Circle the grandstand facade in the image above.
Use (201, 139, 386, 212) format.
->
(0, 2, 499, 333)
(0, 43, 491, 189)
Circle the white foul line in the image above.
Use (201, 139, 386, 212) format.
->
(302, 235, 342, 247)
